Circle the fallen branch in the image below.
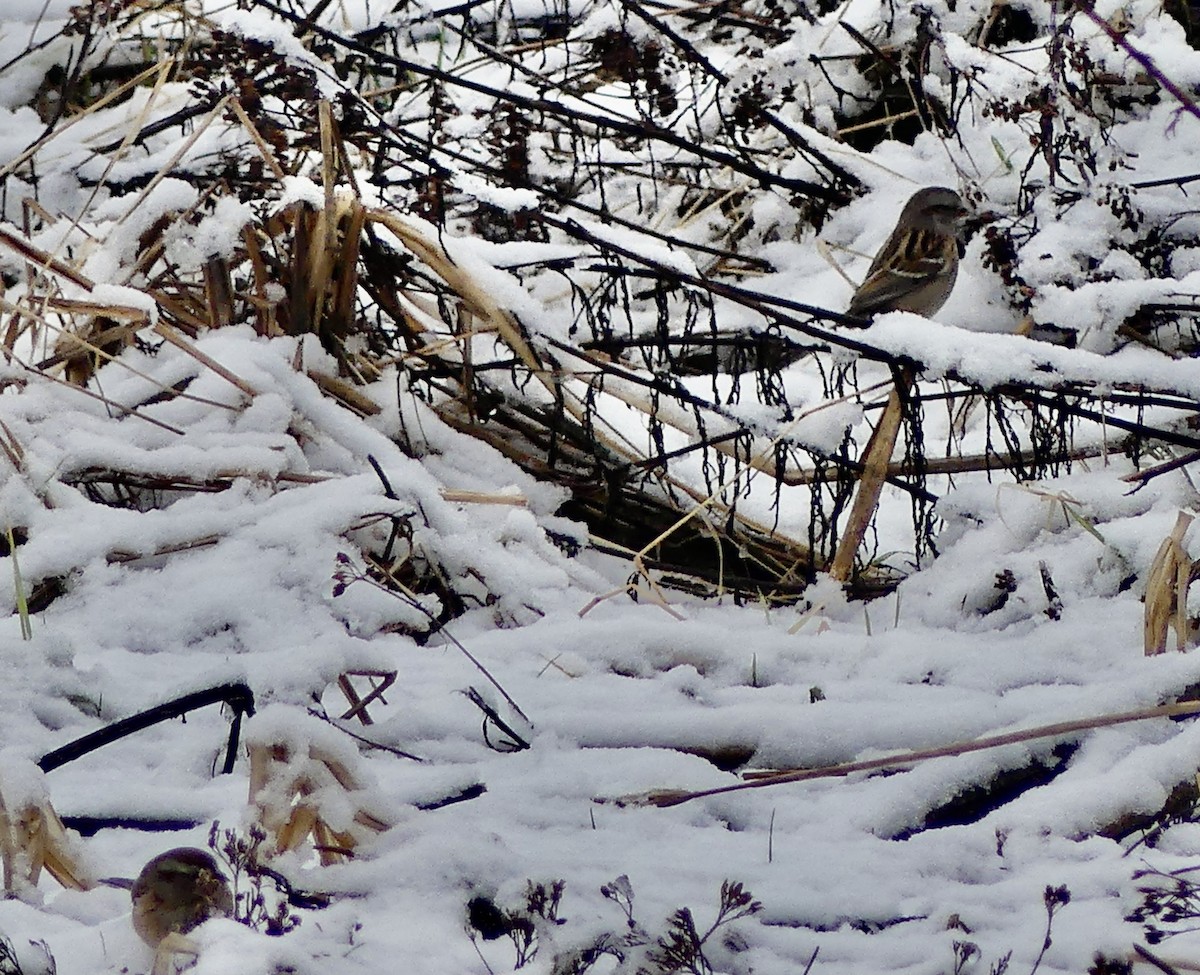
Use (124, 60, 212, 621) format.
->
(604, 697, 1200, 808)
(38, 682, 256, 776)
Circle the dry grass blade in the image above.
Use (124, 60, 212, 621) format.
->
(107, 535, 222, 564)
(439, 489, 527, 506)
(0, 59, 174, 181)
(307, 370, 381, 416)
(365, 208, 544, 375)
(2, 298, 236, 412)
(0, 225, 94, 291)
(227, 96, 288, 181)
(6, 525, 31, 641)
(0, 419, 24, 471)
(151, 323, 257, 399)
(113, 94, 234, 231)
(13, 358, 186, 435)
(203, 257, 237, 329)
(69, 56, 177, 227)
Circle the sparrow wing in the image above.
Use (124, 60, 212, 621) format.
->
(848, 229, 957, 317)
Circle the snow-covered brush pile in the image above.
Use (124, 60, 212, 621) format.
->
(5, 0, 1200, 600)
(1, 0, 1200, 972)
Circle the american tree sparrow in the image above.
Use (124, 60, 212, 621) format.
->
(847, 186, 967, 319)
(131, 848, 233, 975)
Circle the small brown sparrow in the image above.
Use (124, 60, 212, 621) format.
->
(131, 848, 233, 974)
(846, 186, 967, 320)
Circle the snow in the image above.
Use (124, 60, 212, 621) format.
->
(0, 0, 1197, 973)
(5, 360, 1193, 971)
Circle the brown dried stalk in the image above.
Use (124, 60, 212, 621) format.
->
(608, 698, 1200, 808)
(1145, 512, 1199, 655)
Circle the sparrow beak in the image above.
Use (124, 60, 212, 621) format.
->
(957, 205, 999, 239)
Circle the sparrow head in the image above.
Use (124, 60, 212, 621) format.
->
(131, 847, 234, 947)
(898, 186, 968, 237)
